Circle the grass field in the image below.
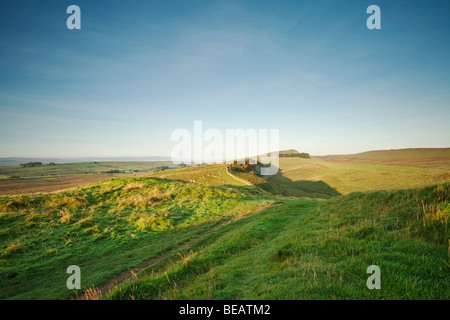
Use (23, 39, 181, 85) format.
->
(317, 148, 450, 169)
(0, 177, 273, 299)
(150, 164, 248, 186)
(267, 149, 450, 198)
(1, 149, 449, 199)
(108, 183, 449, 300)
(0, 148, 449, 300)
(146, 149, 450, 199)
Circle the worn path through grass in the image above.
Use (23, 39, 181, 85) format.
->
(79, 202, 278, 299)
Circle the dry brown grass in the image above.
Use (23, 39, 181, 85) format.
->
(58, 208, 72, 223)
(78, 286, 103, 300)
(122, 182, 145, 192)
(117, 187, 171, 209)
(0, 174, 119, 196)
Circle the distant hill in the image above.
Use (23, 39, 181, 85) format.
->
(315, 148, 450, 168)
(278, 149, 310, 159)
(268, 148, 450, 197)
(326, 148, 450, 159)
(0, 157, 172, 167)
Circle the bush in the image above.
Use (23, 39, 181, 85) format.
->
(105, 170, 120, 174)
(21, 162, 42, 167)
(282, 152, 310, 159)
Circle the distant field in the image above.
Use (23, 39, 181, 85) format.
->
(0, 161, 176, 196)
(2, 149, 449, 199)
(0, 162, 248, 196)
(267, 149, 450, 198)
(0, 161, 175, 177)
(316, 148, 450, 169)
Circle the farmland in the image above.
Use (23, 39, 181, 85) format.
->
(267, 157, 450, 197)
(0, 161, 176, 196)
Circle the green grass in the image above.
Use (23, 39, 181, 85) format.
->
(1, 149, 449, 300)
(316, 148, 450, 170)
(151, 149, 450, 199)
(0, 177, 273, 299)
(108, 183, 449, 300)
(267, 157, 450, 197)
(343, 148, 450, 161)
(0, 161, 175, 179)
(150, 164, 247, 186)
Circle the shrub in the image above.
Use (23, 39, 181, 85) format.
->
(21, 162, 42, 167)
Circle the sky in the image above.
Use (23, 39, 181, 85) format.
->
(0, 0, 449, 158)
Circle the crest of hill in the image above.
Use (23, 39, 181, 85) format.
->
(315, 148, 450, 168)
(347, 148, 450, 160)
(278, 149, 310, 159)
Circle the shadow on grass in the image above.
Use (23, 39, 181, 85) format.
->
(146, 170, 340, 199)
(261, 166, 341, 199)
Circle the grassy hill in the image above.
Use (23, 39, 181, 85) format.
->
(335, 148, 450, 160)
(108, 183, 449, 300)
(1, 148, 448, 199)
(0, 148, 449, 300)
(0, 177, 273, 299)
(266, 148, 450, 198)
(317, 148, 450, 169)
(149, 164, 246, 186)
(146, 148, 450, 199)
(279, 149, 310, 158)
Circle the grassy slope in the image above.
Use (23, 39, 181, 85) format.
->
(147, 149, 450, 199)
(267, 153, 450, 197)
(0, 177, 273, 299)
(1, 149, 449, 300)
(338, 148, 450, 161)
(317, 148, 450, 169)
(150, 164, 246, 186)
(109, 183, 449, 300)
(2, 149, 448, 199)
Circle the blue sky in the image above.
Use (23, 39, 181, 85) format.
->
(0, 0, 449, 157)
